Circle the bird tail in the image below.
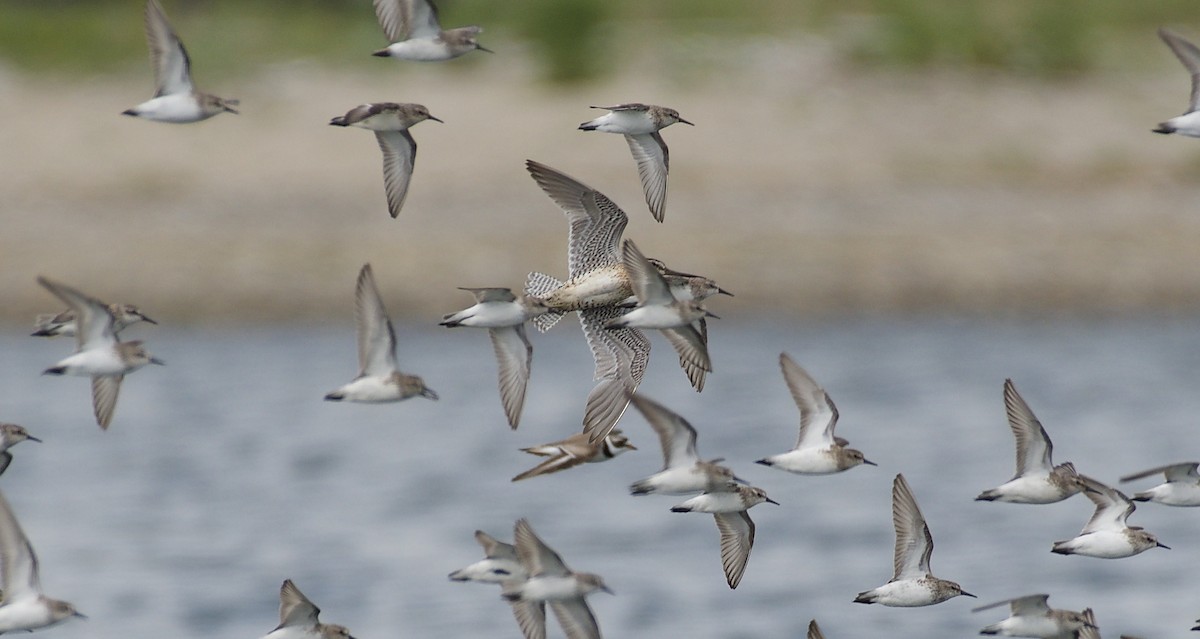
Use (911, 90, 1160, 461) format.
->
(525, 272, 565, 332)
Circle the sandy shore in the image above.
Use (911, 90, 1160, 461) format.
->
(2, 49, 1200, 326)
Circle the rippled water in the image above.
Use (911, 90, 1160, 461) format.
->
(1, 316, 1198, 638)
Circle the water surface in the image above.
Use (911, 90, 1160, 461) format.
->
(1, 316, 1197, 638)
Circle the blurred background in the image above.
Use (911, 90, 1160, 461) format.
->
(4, 0, 1200, 322)
(3, 3, 1200, 639)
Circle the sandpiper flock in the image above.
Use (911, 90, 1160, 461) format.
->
(7, 0, 1200, 637)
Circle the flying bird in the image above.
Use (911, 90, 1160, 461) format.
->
(122, 0, 238, 122)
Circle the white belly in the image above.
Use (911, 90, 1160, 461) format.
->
(130, 94, 210, 123)
(764, 448, 841, 475)
(385, 38, 454, 61)
(333, 375, 402, 402)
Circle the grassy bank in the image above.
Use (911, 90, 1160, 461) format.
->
(5, 1, 1200, 82)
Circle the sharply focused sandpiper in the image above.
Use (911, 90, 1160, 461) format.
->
(1052, 475, 1169, 559)
(122, 0, 238, 122)
(448, 530, 528, 584)
(1120, 461, 1200, 506)
(626, 393, 741, 496)
(511, 429, 636, 482)
(370, 0, 490, 61)
(578, 103, 693, 222)
(606, 239, 715, 390)
(330, 103, 442, 219)
(976, 379, 1081, 504)
(37, 276, 164, 430)
(440, 287, 547, 428)
(972, 594, 1095, 639)
(1154, 28, 1200, 136)
(0, 489, 86, 633)
(325, 264, 438, 403)
(261, 580, 354, 639)
(523, 160, 649, 442)
(32, 303, 155, 338)
(671, 485, 777, 589)
(757, 353, 875, 475)
(855, 474, 974, 606)
(502, 518, 611, 639)
(0, 424, 40, 477)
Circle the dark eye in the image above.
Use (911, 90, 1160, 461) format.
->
(493, 569, 511, 576)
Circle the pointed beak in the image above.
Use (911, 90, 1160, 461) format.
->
(961, 591, 977, 598)
(428, 115, 445, 123)
(476, 44, 494, 54)
(1157, 541, 1171, 549)
(862, 458, 878, 466)
(717, 287, 733, 296)
(25, 436, 42, 444)
(150, 357, 166, 366)
(625, 443, 637, 451)
(704, 310, 720, 319)
(679, 118, 694, 126)
(73, 611, 88, 619)
(224, 105, 239, 115)
(421, 388, 440, 400)
(765, 497, 780, 505)
(600, 585, 614, 595)
(372, 48, 391, 57)
(141, 315, 158, 325)
(732, 474, 748, 484)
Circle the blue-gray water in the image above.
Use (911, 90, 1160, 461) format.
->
(1, 317, 1198, 638)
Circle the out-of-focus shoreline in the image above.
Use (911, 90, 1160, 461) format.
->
(3, 51, 1200, 326)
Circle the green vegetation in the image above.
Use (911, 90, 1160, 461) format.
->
(4, 0, 1200, 81)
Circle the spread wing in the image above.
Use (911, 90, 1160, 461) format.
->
(514, 519, 569, 577)
(549, 600, 601, 639)
(1003, 379, 1054, 476)
(780, 354, 838, 450)
(972, 593, 1051, 614)
(373, 0, 442, 42)
(891, 474, 933, 580)
(277, 579, 320, 629)
(91, 375, 123, 430)
(714, 511, 754, 589)
(622, 240, 673, 305)
(463, 287, 517, 303)
(474, 530, 518, 561)
(37, 276, 117, 352)
(661, 324, 711, 381)
(1120, 461, 1200, 483)
(489, 326, 533, 429)
(354, 264, 398, 377)
(511, 601, 547, 639)
(624, 132, 669, 222)
(144, 0, 194, 96)
(1160, 28, 1200, 112)
(0, 489, 42, 601)
(511, 451, 590, 482)
(1077, 475, 1134, 534)
(627, 393, 699, 470)
(807, 620, 826, 639)
(672, 318, 708, 392)
(579, 308, 648, 442)
(375, 130, 417, 219)
(526, 160, 628, 279)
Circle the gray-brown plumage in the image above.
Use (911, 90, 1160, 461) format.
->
(330, 103, 442, 219)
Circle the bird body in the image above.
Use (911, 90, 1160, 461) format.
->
(325, 264, 437, 403)
(757, 353, 873, 474)
(976, 380, 1080, 504)
(123, 0, 237, 123)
